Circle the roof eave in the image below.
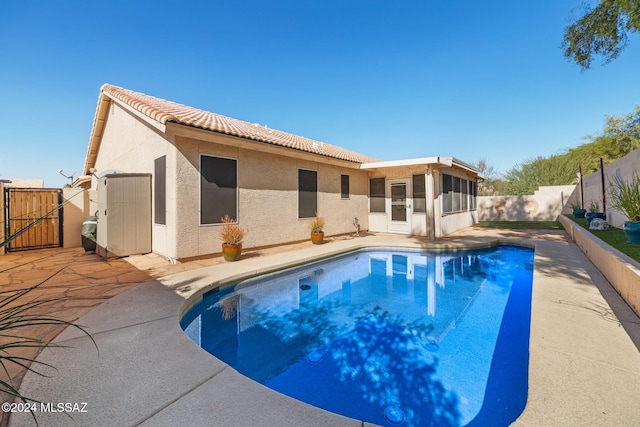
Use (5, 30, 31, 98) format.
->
(165, 122, 367, 169)
(83, 87, 169, 174)
(360, 156, 481, 176)
(82, 89, 111, 175)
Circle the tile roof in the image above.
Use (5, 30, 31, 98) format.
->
(101, 84, 378, 164)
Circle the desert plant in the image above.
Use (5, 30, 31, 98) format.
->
(310, 214, 325, 233)
(609, 172, 640, 222)
(0, 280, 95, 423)
(587, 200, 600, 212)
(218, 215, 246, 244)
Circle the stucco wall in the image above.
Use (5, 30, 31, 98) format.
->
(92, 103, 176, 258)
(564, 149, 640, 228)
(0, 178, 44, 188)
(478, 185, 575, 222)
(367, 165, 479, 238)
(62, 188, 89, 248)
(174, 135, 369, 259)
(440, 211, 478, 236)
(92, 103, 371, 259)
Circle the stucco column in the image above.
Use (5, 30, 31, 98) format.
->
(425, 167, 436, 240)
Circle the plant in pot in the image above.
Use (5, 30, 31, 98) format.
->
(570, 201, 586, 219)
(310, 213, 325, 245)
(218, 215, 247, 261)
(585, 200, 605, 227)
(608, 172, 640, 244)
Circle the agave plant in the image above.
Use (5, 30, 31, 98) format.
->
(0, 279, 96, 422)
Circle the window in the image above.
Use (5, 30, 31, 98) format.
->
(341, 174, 350, 199)
(298, 169, 318, 218)
(201, 155, 237, 224)
(452, 177, 461, 212)
(154, 156, 166, 225)
(442, 174, 453, 213)
(461, 178, 469, 211)
(369, 178, 385, 212)
(412, 174, 426, 213)
(442, 173, 474, 214)
(470, 181, 477, 210)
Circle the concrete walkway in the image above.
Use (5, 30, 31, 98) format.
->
(3, 229, 640, 426)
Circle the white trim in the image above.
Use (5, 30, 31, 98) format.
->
(361, 157, 444, 169)
(361, 156, 483, 178)
(388, 178, 412, 234)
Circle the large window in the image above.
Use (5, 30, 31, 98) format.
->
(201, 155, 237, 224)
(441, 173, 471, 214)
(154, 156, 166, 225)
(442, 174, 453, 213)
(341, 174, 350, 199)
(298, 169, 318, 218)
(369, 178, 385, 212)
(412, 174, 426, 213)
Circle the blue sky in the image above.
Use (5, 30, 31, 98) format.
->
(1, 0, 639, 188)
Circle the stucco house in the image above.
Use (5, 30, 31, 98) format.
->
(80, 84, 481, 260)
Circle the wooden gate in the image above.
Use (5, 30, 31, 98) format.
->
(4, 188, 63, 251)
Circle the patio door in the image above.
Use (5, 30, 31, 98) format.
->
(388, 179, 411, 234)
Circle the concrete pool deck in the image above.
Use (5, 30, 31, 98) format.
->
(5, 229, 640, 426)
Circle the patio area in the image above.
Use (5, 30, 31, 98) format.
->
(2, 228, 640, 426)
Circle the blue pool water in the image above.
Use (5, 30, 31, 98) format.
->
(181, 245, 534, 426)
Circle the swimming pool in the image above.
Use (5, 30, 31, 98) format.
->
(181, 245, 534, 426)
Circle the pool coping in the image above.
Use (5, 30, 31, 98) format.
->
(8, 233, 640, 426)
(176, 237, 535, 319)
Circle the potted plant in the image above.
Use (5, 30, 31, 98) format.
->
(585, 200, 605, 227)
(608, 172, 640, 244)
(570, 201, 586, 219)
(310, 213, 325, 245)
(218, 215, 247, 261)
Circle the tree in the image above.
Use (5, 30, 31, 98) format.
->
(562, 0, 640, 70)
(568, 105, 640, 174)
(472, 158, 507, 196)
(501, 107, 640, 195)
(503, 154, 579, 195)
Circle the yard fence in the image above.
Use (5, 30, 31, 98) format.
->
(0, 185, 89, 255)
(564, 149, 640, 229)
(478, 185, 575, 222)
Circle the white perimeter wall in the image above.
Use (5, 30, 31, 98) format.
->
(478, 185, 575, 222)
(564, 149, 640, 228)
(62, 188, 89, 248)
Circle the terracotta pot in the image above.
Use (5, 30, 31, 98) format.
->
(222, 243, 242, 261)
(310, 232, 324, 245)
